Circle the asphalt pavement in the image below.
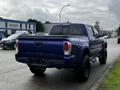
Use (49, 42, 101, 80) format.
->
(0, 38, 119, 90)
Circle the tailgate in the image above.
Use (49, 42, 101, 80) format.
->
(17, 36, 69, 60)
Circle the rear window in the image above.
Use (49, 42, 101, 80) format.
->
(50, 24, 86, 36)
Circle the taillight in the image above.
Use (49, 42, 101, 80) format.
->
(64, 41, 72, 55)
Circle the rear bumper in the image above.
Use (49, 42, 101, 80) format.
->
(15, 54, 77, 68)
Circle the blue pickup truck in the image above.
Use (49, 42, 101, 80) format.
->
(15, 23, 107, 82)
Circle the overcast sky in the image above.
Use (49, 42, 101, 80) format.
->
(0, 0, 119, 30)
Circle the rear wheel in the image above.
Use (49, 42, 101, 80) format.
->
(28, 65, 46, 75)
(4, 45, 9, 50)
(99, 49, 107, 65)
(1, 46, 6, 50)
(118, 39, 120, 44)
(75, 55, 91, 82)
(3, 45, 12, 50)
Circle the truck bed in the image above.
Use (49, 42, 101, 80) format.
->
(17, 35, 70, 60)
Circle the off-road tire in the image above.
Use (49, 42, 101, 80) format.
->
(75, 55, 91, 82)
(118, 39, 120, 44)
(99, 48, 107, 65)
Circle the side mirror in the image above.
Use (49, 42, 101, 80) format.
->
(98, 34, 106, 38)
(95, 34, 100, 38)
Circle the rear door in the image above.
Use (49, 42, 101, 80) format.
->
(92, 27, 103, 53)
(87, 26, 101, 56)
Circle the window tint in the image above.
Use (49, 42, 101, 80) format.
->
(62, 25, 70, 35)
(50, 24, 86, 36)
(49, 25, 62, 35)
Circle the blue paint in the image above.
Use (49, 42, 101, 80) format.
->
(15, 23, 107, 69)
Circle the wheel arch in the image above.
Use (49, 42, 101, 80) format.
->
(82, 47, 90, 56)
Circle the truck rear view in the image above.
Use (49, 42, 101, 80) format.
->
(15, 23, 107, 82)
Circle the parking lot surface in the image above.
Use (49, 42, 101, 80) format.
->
(0, 38, 119, 90)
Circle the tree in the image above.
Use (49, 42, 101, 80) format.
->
(27, 19, 44, 32)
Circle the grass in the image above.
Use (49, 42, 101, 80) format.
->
(97, 57, 120, 90)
